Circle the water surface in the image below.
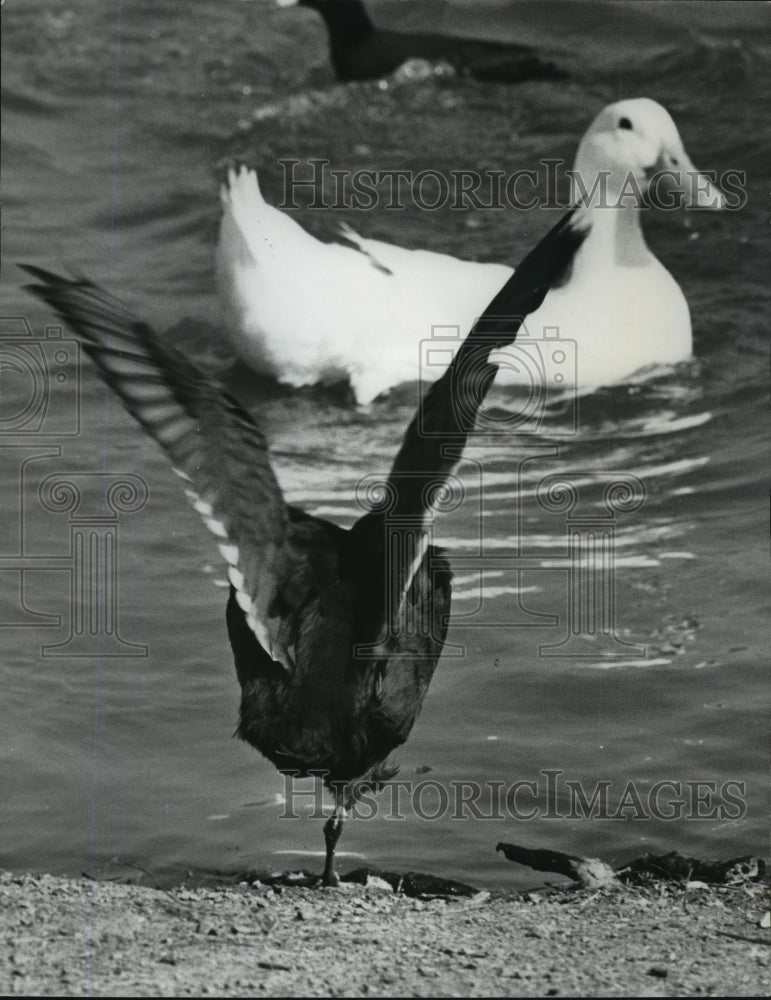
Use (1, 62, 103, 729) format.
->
(1, 0, 768, 888)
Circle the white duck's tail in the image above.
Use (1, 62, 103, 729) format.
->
(218, 166, 272, 270)
(217, 163, 324, 273)
(220, 165, 265, 214)
(215, 166, 275, 370)
(217, 166, 265, 278)
(216, 164, 331, 376)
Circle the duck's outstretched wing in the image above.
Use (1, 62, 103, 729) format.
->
(21, 266, 313, 673)
(380, 208, 589, 626)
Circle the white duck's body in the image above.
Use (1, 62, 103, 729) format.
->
(217, 169, 511, 402)
(216, 99, 722, 403)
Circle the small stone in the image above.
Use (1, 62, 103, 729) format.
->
(230, 924, 259, 936)
(365, 876, 393, 893)
(285, 871, 311, 886)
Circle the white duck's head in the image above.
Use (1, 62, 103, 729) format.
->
(570, 98, 724, 211)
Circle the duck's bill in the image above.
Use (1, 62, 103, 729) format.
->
(647, 152, 725, 210)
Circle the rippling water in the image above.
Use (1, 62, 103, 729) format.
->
(1, 1, 768, 888)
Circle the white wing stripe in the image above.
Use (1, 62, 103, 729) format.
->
(204, 517, 228, 539)
(180, 486, 273, 657)
(218, 542, 239, 565)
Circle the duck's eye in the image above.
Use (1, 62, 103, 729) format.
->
(670, 156, 679, 166)
(618, 117, 633, 130)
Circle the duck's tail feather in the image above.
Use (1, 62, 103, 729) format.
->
(220, 164, 265, 212)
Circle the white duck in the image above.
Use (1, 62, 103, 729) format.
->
(216, 98, 723, 403)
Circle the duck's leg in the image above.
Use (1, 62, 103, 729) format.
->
(321, 788, 346, 887)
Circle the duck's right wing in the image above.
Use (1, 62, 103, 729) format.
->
(378, 209, 589, 628)
(22, 266, 320, 673)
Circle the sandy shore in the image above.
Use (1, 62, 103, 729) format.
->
(1, 869, 768, 997)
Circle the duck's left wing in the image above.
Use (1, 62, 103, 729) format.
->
(21, 266, 315, 673)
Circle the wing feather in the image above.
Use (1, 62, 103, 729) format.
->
(379, 209, 589, 625)
(21, 265, 316, 672)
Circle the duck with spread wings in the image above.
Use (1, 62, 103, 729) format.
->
(22, 208, 586, 885)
